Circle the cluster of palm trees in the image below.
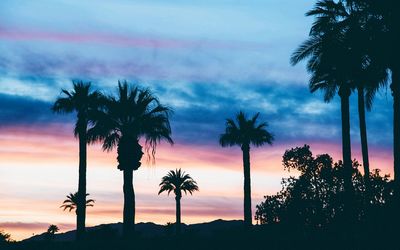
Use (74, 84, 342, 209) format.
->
(53, 81, 173, 239)
(291, 0, 399, 221)
(53, 81, 274, 240)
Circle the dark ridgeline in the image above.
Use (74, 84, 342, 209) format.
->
(219, 111, 274, 226)
(52, 81, 103, 241)
(60, 192, 95, 213)
(158, 168, 199, 235)
(88, 81, 173, 238)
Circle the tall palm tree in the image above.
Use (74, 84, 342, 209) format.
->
(60, 192, 95, 213)
(291, 2, 354, 200)
(88, 81, 173, 237)
(364, 0, 400, 210)
(52, 81, 102, 241)
(219, 111, 274, 226)
(344, 0, 388, 191)
(291, 0, 388, 205)
(158, 169, 199, 235)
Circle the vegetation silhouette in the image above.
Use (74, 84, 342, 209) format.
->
(88, 81, 173, 237)
(3, 1, 400, 249)
(0, 230, 12, 245)
(52, 81, 103, 241)
(45, 225, 59, 241)
(158, 168, 199, 235)
(255, 145, 392, 225)
(60, 192, 95, 213)
(219, 111, 274, 226)
(291, 1, 356, 224)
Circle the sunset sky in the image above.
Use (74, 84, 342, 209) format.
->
(0, 0, 394, 240)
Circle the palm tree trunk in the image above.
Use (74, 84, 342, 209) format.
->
(242, 143, 252, 226)
(357, 87, 370, 192)
(76, 126, 87, 241)
(391, 69, 400, 213)
(339, 86, 353, 223)
(123, 169, 135, 238)
(175, 195, 181, 235)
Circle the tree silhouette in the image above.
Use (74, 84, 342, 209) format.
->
(364, 0, 400, 219)
(255, 145, 393, 228)
(60, 192, 95, 214)
(219, 111, 274, 226)
(52, 81, 103, 241)
(46, 225, 59, 241)
(88, 81, 173, 237)
(158, 169, 199, 235)
(291, 0, 357, 222)
(0, 231, 12, 244)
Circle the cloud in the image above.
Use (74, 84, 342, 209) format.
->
(0, 93, 72, 127)
(0, 222, 73, 231)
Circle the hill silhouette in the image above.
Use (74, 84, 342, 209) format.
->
(23, 219, 244, 242)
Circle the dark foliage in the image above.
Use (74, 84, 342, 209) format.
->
(255, 145, 393, 235)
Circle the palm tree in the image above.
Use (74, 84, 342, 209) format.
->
(219, 111, 274, 226)
(60, 192, 95, 213)
(47, 225, 59, 235)
(291, 1, 359, 222)
(343, 0, 388, 191)
(291, 0, 388, 208)
(52, 81, 102, 240)
(88, 81, 173, 237)
(158, 169, 199, 235)
(365, 0, 400, 211)
(46, 225, 59, 240)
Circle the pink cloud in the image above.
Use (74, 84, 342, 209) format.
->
(0, 27, 269, 51)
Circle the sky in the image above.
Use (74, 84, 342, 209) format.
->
(0, 0, 395, 241)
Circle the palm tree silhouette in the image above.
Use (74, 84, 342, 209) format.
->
(46, 225, 59, 240)
(88, 81, 173, 237)
(52, 81, 102, 240)
(365, 0, 400, 211)
(158, 169, 199, 235)
(47, 225, 59, 235)
(291, 0, 388, 208)
(219, 111, 274, 226)
(60, 192, 95, 214)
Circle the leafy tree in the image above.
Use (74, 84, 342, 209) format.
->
(158, 169, 199, 235)
(220, 111, 274, 226)
(255, 145, 393, 231)
(52, 81, 103, 240)
(89, 81, 173, 237)
(60, 192, 95, 213)
(0, 230, 12, 244)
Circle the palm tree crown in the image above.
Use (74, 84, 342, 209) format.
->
(60, 192, 95, 213)
(89, 81, 173, 169)
(158, 169, 199, 197)
(52, 81, 103, 136)
(219, 111, 274, 149)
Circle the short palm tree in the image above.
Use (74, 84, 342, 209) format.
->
(47, 225, 59, 235)
(158, 169, 199, 235)
(89, 81, 173, 237)
(60, 192, 95, 213)
(46, 225, 59, 240)
(52, 81, 102, 240)
(219, 111, 274, 226)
